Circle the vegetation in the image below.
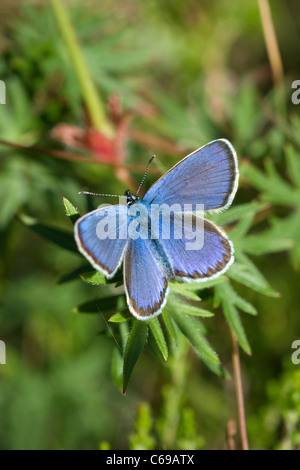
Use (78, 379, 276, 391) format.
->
(0, 0, 300, 450)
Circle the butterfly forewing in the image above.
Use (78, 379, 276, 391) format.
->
(74, 204, 128, 278)
(143, 139, 238, 211)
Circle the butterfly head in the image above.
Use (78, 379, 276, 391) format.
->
(125, 189, 139, 206)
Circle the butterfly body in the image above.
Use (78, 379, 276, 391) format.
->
(75, 139, 239, 320)
(124, 189, 139, 206)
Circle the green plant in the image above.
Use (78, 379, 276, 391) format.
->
(1, 0, 300, 450)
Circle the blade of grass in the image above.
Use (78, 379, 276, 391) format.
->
(50, 0, 113, 137)
(123, 321, 148, 393)
(18, 214, 78, 253)
(147, 317, 168, 361)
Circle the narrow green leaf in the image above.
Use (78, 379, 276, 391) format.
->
(80, 271, 107, 285)
(169, 276, 226, 301)
(214, 271, 256, 316)
(63, 197, 81, 224)
(169, 283, 200, 300)
(240, 232, 294, 255)
(179, 305, 214, 317)
(193, 276, 228, 290)
(228, 259, 279, 297)
(268, 212, 300, 270)
(109, 311, 131, 323)
(147, 317, 168, 361)
(19, 214, 78, 253)
(73, 295, 122, 314)
(172, 310, 219, 365)
(286, 144, 300, 189)
(265, 159, 284, 181)
(230, 212, 255, 241)
(246, 162, 300, 206)
(162, 308, 178, 344)
(233, 294, 257, 316)
(147, 332, 167, 365)
(170, 283, 199, 300)
(224, 302, 251, 354)
(119, 321, 130, 350)
(111, 348, 123, 392)
(169, 296, 214, 317)
(215, 283, 251, 354)
(57, 264, 92, 284)
(170, 281, 205, 291)
(209, 202, 269, 226)
(123, 321, 148, 393)
(172, 310, 226, 376)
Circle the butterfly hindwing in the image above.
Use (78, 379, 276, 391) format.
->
(158, 212, 233, 281)
(123, 238, 171, 320)
(143, 139, 238, 211)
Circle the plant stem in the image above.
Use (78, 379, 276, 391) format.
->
(50, 0, 113, 137)
(229, 327, 249, 450)
(0, 138, 162, 175)
(258, 0, 286, 118)
(258, 0, 284, 86)
(160, 340, 189, 448)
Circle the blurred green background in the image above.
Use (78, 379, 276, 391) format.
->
(1, 0, 300, 450)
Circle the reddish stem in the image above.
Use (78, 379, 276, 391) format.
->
(229, 328, 249, 450)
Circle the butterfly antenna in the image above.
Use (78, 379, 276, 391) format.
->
(136, 155, 155, 196)
(78, 191, 124, 198)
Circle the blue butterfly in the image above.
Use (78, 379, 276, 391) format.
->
(74, 139, 239, 320)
